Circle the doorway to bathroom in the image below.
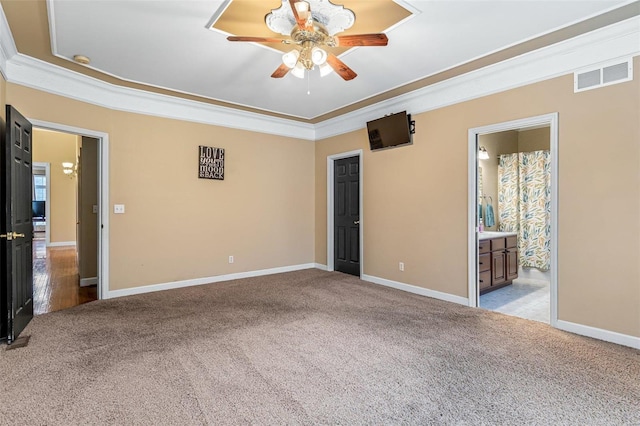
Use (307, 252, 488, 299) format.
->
(467, 114, 558, 326)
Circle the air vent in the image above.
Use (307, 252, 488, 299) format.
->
(574, 58, 633, 93)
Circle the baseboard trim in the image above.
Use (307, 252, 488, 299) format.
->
(80, 277, 97, 287)
(105, 263, 317, 299)
(314, 263, 329, 271)
(361, 274, 469, 306)
(48, 241, 76, 247)
(555, 320, 640, 349)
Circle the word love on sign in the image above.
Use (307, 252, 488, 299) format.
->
(198, 145, 225, 180)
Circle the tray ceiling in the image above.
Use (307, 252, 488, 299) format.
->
(1, 0, 636, 121)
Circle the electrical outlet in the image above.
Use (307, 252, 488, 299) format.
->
(114, 204, 125, 214)
(229, 255, 234, 264)
(399, 262, 404, 271)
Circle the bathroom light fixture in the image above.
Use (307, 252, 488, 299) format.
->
(478, 146, 490, 160)
(62, 162, 77, 177)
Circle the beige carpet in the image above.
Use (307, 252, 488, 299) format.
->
(1, 269, 638, 424)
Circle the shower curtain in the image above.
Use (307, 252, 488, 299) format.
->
(498, 150, 551, 270)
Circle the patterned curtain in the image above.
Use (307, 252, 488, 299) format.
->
(497, 153, 519, 233)
(498, 151, 551, 271)
(518, 151, 551, 270)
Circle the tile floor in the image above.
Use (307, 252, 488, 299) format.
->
(480, 278, 550, 323)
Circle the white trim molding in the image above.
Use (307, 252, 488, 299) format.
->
(467, 113, 559, 328)
(5, 54, 316, 141)
(556, 320, 640, 350)
(362, 274, 469, 306)
(80, 277, 98, 287)
(314, 16, 640, 140)
(30, 118, 110, 301)
(106, 263, 318, 299)
(0, 3, 637, 140)
(314, 263, 329, 271)
(0, 1, 17, 79)
(32, 162, 51, 246)
(48, 241, 76, 247)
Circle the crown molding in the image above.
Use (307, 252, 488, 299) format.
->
(6, 54, 316, 140)
(314, 15, 640, 140)
(1, 0, 638, 141)
(0, 3, 17, 80)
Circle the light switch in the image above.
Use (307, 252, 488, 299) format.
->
(114, 204, 125, 214)
(92, 205, 98, 214)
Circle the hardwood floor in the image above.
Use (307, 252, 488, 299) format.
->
(33, 239, 97, 315)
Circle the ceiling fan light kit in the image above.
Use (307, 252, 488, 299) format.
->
(291, 63, 306, 79)
(227, 0, 388, 81)
(282, 50, 300, 68)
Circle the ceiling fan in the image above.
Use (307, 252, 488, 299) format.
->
(227, 0, 388, 81)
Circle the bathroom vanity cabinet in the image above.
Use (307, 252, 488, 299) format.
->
(479, 233, 518, 294)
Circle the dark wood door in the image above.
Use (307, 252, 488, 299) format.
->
(491, 251, 506, 286)
(334, 156, 360, 276)
(1, 105, 33, 343)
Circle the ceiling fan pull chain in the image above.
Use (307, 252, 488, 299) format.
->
(307, 70, 311, 95)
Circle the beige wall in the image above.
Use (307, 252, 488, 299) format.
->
(518, 127, 551, 152)
(7, 84, 315, 290)
(78, 137, 98, 279)
(316, 59, 640, 338)
(33, 129, 78, 244)
(479, 127, 551, 231)
(5, 57, 639, 339)
(478, 130, 518, 231)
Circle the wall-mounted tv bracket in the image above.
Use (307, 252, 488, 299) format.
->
(408, 114, 416, 135)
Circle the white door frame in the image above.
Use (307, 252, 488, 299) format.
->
(30, 119, 110, 301)
(326, 149, 364, 276)
(32, 162, 51, 247)
(467, 113, 558, 327)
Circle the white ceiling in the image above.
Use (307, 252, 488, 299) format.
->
(48, 0, 632, 120)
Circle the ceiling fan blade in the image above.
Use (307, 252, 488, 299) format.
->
(326, 53, 357, 81)
(289, 0, 309, 29)
(227, 36, 289, 44)
(271, 63, 291, 79)
(334, 33, 389, 47)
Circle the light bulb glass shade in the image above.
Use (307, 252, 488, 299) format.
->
(294, 1, 311, 21)
(291, 63, 305, 79)
(311, 47, 327, 66)
(319, 62, 333, 77)
(62, 162, 74, 168)
(282, 50, 299, 68)
(478, 146, 490, 160)
(63, 169, 73, 175)
(294, 1, 310, 13)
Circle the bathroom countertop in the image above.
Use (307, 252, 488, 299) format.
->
(478, 231, 517, 240)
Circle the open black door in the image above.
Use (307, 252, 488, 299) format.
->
(334, 155, 360, 276)
(1, 105, 33, 343)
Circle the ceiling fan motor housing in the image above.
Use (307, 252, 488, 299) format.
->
(291, 21, 335, 70)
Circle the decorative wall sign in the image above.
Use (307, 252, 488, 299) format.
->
(198, 145, 225, 180)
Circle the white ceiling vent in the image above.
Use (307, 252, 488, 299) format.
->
(574, 58, 633, 93)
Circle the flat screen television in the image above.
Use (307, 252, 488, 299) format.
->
(32, 200, 45, 220)
(367, 111, 413, 151)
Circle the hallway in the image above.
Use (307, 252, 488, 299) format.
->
(33, 239, 97, 315)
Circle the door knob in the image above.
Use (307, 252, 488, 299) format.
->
(354, 220, 360, 225)
(0, 232, 24, 240)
